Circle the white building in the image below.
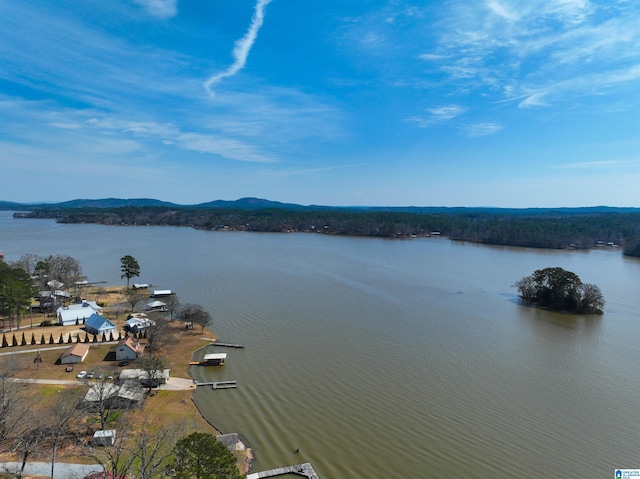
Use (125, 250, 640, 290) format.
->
(57, 301, 103, 326)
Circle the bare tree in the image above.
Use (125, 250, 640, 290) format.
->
(180, 304, 211, 334)
(124, 288, 147, 312)
(140, 355, 166, 394)
(87, 416, 178, 479)
(14, 419, 46, 479)
(164, 294, 181, 322)
(0, 359, 34, 455)
(47, 388, 82, 479)
(44, 254, 84, 288)
(85, 415, 136, 479)
(130, 416, 180, 479)
(144, 314, 172, 354)
(14, 253, 41, 277)
(83, 377, 119, 430)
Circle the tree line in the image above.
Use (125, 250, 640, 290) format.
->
(17, 206, 640, 256)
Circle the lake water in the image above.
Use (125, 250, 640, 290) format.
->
(1, 211, 639, 478)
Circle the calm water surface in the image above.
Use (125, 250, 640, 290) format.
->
(1, 212, 639, 478)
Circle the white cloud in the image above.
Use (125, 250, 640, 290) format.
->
(134, 0, 178, 19)
(405, 105, 466, 128)
(486, 0, 519, 22)
(427, 105, 466, 121)
(50, 122, 82, 130)
(556, 159, 640, 169)
(204, 0, 272, 97)
(425, 0, 639, 108)
(177, 133, 275, 163)
(465, 122, 503, 137)
(518, 91, 549, 108)
(418, 53, 447, 61)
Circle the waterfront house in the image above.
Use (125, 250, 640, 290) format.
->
(85, 380, 144, 409)
(59, 343, 89, 364)
(84, 313, 116, 336)
(115, 337, 145, 361)
(124, 315, 155, 333)
(119, 368, 170, 387)
(57, 300, 103, 326)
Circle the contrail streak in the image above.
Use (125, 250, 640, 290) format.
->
(204, 0, 272, 97)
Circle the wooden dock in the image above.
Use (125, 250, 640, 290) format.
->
(246, 463, 319, 479)
(212, 380, 236, 390)
(210, 341, 245, 348)
(194, 380, 237, 389)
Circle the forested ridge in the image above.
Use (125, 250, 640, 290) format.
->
(14, 205, 640, 257)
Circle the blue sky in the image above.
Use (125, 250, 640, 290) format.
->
(1, 0, 639, 207)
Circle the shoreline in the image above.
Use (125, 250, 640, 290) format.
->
(186, 342, 255, 472)
(0, 284, 254, 474)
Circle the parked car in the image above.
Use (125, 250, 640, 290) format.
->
(96, 373, 104, 380)
(76, 370, 87, 379)
(86, 371, 95, 379)
(65, 366, 74, 373)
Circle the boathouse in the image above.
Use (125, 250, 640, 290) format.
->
(195, 353, 226, 366)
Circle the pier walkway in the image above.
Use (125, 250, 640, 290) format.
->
(194, 380, 237, 389)
(246, 463, 319, 479)
(210, 341, 245, 348)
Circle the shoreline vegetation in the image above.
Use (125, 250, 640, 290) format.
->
(8, 203, 640, 257)
(0, 285, 254, 476)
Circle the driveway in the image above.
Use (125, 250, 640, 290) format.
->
(0, 461, 101, 479)
(5, 376, 196, 390)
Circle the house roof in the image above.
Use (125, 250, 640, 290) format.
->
(85, 380, 144, 403)
(125, 316, 155, 328)
(118, 337, 145, 354)
(151, 289, 172, 296)
(57, 301, 102, 322)
(119, 369, 171, 381)
(60, 343, 89, 359)
(85, 313, 115, 331)
(85, 383, 120, 402)
(146, 300, 166, 308)
(204, 353, 227, 361)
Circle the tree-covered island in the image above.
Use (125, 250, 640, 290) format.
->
(514, 267, 605, 314)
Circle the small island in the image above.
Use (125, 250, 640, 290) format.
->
(514, 267, 605, 314)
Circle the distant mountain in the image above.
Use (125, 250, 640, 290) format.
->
(50, 198, 181, 208)
(0, 197, 639, 214)
(194, 197, 312, 210)
(0, 200, 28, 210)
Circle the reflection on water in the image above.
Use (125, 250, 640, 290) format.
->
(1, 212, 639, 478)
